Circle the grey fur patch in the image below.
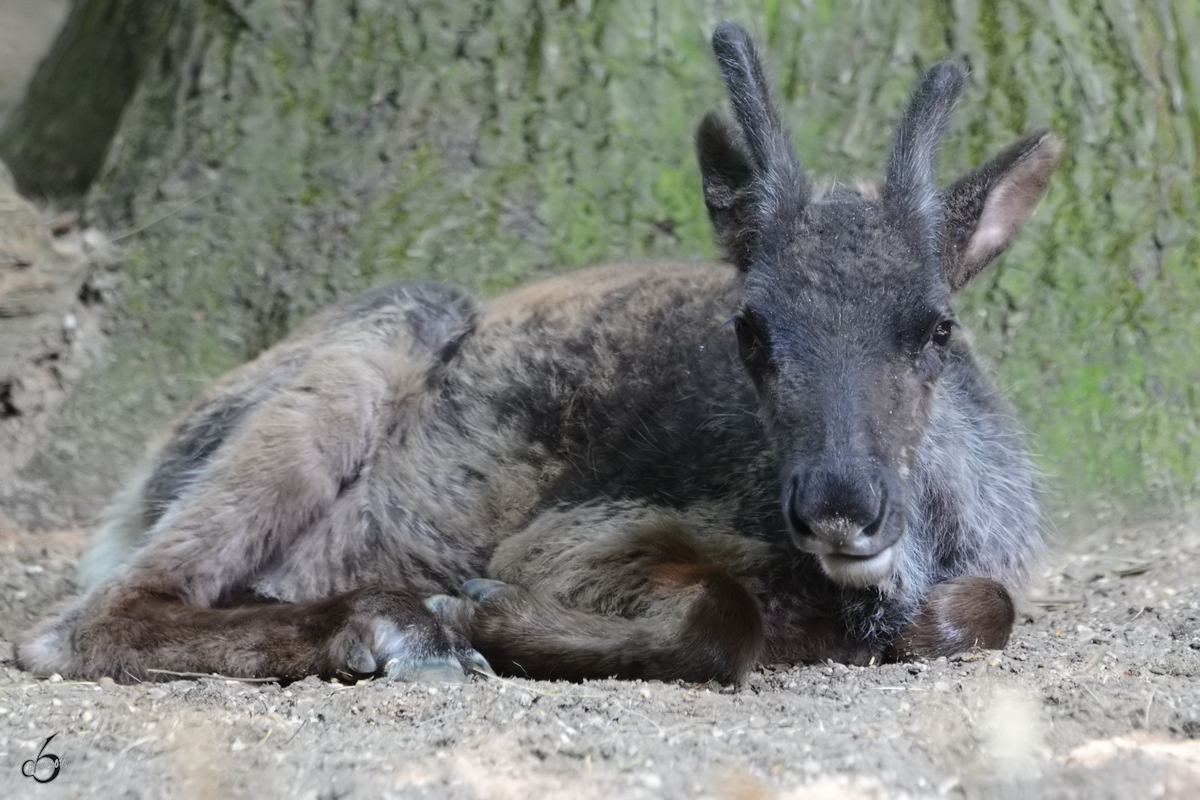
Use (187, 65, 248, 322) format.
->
(18, 26, 1058, 684)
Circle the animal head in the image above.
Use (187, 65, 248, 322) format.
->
(697, 23, 1061, 589)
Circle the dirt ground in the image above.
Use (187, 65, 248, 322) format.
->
(1, 513, 1197, 800)
(1, 7, 1198, 800)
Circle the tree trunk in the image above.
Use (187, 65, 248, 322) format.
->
(0, 0, 178, 199)
(1, 0, 1197, 526)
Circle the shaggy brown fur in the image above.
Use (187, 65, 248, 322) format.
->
(19, 25, 1059, 684)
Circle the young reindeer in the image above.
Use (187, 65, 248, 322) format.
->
(20, 24, 1061, 685)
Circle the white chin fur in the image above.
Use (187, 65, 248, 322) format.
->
(818, 546, 897, 589)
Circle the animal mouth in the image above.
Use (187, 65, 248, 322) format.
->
(817, 546, 897, 589)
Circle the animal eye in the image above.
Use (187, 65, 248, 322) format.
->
(733, 312, 766, 359)
(729, 311, 768, 371)
(930, 320, 954, 348)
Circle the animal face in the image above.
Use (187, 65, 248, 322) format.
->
(735, 198, 954, 587)
(697, 24, 1061, 588)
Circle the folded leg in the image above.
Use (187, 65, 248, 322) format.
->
(20, 283, 486, 682)
(434, 503, 772, 683)
(887, 576, 1016, 660)
(19, 584, 483, 682)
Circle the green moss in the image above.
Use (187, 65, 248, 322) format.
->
(62, 0, 1198, 514)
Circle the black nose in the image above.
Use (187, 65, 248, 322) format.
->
(786, 469, 893, 556)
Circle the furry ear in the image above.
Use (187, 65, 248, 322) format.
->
(699, 22, 806, 271)
(939, 130, 1063, 291)
(709, 22, 797, 179)
(696, 111, 755, 269)
(883, 61, 965, 259)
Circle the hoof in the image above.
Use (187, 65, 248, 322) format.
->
(423, 594, 457, 614)
(339, 613, 493, 684)
(346, 640, 377, 674)
(463, 578, 507, 602)
(381, 647, 495, 683)
(465, 648, 496, 677)
(369, 616, 495, 682)
(384, 655, 470, 684)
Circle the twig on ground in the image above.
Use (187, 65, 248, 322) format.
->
(286, 720, 307, 744)
(145, 668, 280, 683)
(110, 190, 217, 242)
(1028, 596, 1086, 607)
(413, 710, 465, 729)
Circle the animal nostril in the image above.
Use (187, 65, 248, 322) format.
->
(784, 468, 893, 553)
(860, 483, 889, 538)
(785, 472, 812, 538)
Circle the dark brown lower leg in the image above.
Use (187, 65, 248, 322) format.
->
(438, 565, 765, 684)
(886, 576, 1016, 660)
(29, 585, 483, 682)
(427, 504, 770, 683)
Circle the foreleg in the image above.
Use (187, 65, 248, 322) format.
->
(886, 576, 1015, 659)
(434, 504, 771, 683)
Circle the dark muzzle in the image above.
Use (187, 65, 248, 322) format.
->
(784, 467, 903, 587)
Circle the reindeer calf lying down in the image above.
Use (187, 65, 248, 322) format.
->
(20, 24, 1060, 684)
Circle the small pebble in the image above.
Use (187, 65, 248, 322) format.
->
(638, 773, 663, 790)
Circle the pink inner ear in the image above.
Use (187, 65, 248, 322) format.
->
(962, 139, 1062, 270)
(963, 180, 1023, 266)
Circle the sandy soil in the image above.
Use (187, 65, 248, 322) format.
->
(1, 514, 1197, 799)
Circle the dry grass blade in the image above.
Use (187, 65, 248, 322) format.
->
(144, 668, 281, 683)
(1111, 560, 1157, 577)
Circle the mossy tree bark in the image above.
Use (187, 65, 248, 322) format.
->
(2, 0, 1197, 525)
(0, 0, 178, 199)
